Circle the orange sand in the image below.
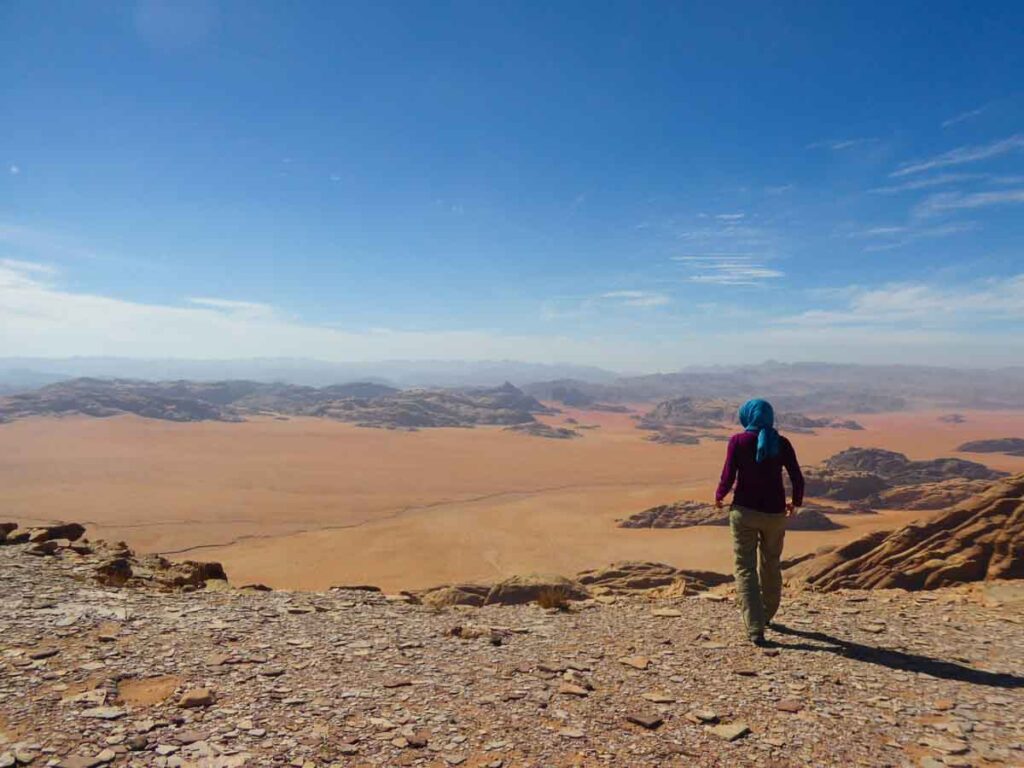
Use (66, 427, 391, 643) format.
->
(1, 407, 1022, 591)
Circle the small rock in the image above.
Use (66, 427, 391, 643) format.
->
(177, 688, 214, 708)
(776, 699, 803, 713)
(709, 722, 750, 741)
(626, 713, 664, 730)
(558, 728, 584, 739)
(618, 656, 650, 670)
(640, 691, 675, 704)
(81, 707, 126, 721)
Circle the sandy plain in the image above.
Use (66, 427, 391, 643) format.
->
(2, 406, 1023, 592)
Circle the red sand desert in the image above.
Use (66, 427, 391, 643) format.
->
(2, 407, 1023, 591)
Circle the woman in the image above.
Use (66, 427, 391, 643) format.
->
(715, 398, 804, 646)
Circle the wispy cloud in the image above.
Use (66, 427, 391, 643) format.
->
(186, 297, 277, 319)
(891, 134, 1024, 177)
(8, 165, 19, 175)
(714, 213, 745, 221)
(807, 138, 877, 151)
(848, 222, 977, 250)
(868, 173, 982, 194)
(0, 258, 57, 276)
(941, 104, 988, 128)
(672, 255, 784, 286)
(778, 275, 1024, 328)
(599, 290, 670, 307)
(913, 189, 1024, 217)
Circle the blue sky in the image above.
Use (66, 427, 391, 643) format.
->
(2, 0, 1024, 370)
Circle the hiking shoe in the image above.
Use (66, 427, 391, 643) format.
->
(751, 633, 769, 647)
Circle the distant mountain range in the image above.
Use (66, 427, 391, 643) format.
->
(2, 359, 1024, 412)
(524, 362, 1024, 412)
(0, 378, 554, 429)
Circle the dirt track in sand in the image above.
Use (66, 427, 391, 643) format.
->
(2, 406, 1023, 591)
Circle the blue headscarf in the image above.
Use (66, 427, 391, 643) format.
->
(738, 398, 780, 463)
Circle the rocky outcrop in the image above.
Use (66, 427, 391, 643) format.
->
(636, 397, 735, 430)
(483, 574, 590, 606)
(575, 561, 731, 595)
(503, 422, 581, 439)
(798, 447, 1008, 503)
(620, 502, 844, 531)
(619, 501, 723, 528)
(823, 447, 1005, 485)
(1, 521, 229, 592)
(957, 438, 1024, 457)
(872, 479, 993, 510)
(802, 468, 889, 501)
(787, 473, 1024, 591)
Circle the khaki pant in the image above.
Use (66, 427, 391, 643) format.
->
(729, 505, 787, 638)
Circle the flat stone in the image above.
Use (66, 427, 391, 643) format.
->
(709, 722, 750, 741)
(29, 647, 60, 660)
(640, 691, 676, 704)
(687, 710, 719, 724)
(625, 713, 664, 730)
(81, 707, 126, 720)
(557, 728, 584, 739)
(651, 608, 682, 617)
(557, 682, 590, 697)
(178, 688, 214, 708)
(618, 656, 650, 670)
(776, 699, 803, 713)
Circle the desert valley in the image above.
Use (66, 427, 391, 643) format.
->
(1, 369, 1023, 591)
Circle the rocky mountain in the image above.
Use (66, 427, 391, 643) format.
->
(523, 362, 1024, 411)
(0, 379, 553, 430)
(2, 522, 1021, 767)
(787, 473, 1024, 591)
(799, 448, 1008, 505)
(957, 437, 1024, 457)
(635, 397, 862, 442)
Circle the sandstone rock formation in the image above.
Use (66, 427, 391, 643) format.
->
(872, 478, 993, 510)
(618, 502, 844, 531)
(798, 447, 1008, 503)
(788, 473, 1024, 591)
(575, 561, 732, 595)
(957, 437, 1024, 457)
(503, 422, 581, 439)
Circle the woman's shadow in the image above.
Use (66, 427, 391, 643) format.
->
(769, 623, 1024, 689)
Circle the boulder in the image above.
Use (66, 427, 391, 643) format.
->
(618, 501, 724, 528)
(483, 574, 590, 606)
(95, 558, 133, 587)
(576, 561, 731, 594)
(418, 584, 491, 608)
(27, 523, 86, 543)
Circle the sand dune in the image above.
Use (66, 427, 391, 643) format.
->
(2, 407, 1022, 591)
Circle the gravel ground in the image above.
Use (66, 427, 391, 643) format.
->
(1, 544, 1022, 768)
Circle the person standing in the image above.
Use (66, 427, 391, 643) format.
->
(715, 398, 804, 645)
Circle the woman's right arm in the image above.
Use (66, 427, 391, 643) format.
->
(715, 435, 738, 506)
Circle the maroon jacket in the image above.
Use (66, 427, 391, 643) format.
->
(715, 430, 804, 515)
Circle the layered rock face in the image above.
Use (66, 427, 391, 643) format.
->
(787, 473, 1024, 591)
(957, 437, 1024, 457)
(798, 447, 1007, 504)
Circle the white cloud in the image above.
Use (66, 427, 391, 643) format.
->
(599, 290, 670, 307)
(807, 138, 876, 151)
(891, 134, 1024, 177)
(868, 173, 982, 194)
(186, 297, 277, 319)
(672, 255, 784, 286)
(913, 189, 1024, 217)
(714, 213, 745, 221)
(8, 165, 19, 175)
(778, 275, 1024, 328)
(942, 105, 988, 128)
